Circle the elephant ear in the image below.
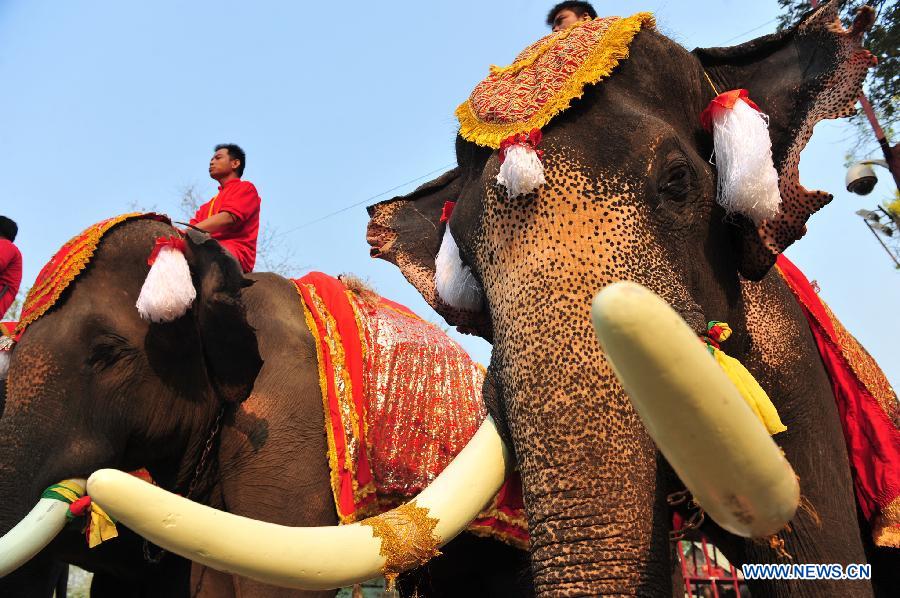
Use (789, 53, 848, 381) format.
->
(367, 167, 492, 339)
(182, 229, 263, 403)
(694, 0, 876, 279)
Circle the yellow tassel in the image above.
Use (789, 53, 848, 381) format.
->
(710, 346, 787, 435)
(86, 502, 119, 548)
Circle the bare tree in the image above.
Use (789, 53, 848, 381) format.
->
(3, 288, 25, 322)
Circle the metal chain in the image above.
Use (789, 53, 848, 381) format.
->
(186, 407, 225, 501)
(668, 489, 707, 542)
(143, 406, 226, 564)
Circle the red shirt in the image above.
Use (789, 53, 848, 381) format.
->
(0, 238, 23, 319)
(189, 178, 261, 272)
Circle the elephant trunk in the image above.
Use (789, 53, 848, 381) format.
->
(0, 426, 71, 593)
(0, 360, 77, 583)
(489, 286, 673, 596)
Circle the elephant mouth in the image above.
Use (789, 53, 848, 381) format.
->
(365, 223, 396, 258)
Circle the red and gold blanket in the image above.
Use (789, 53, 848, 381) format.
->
(5, 213, 168, 342)
(456, 13, 655, 148)
(777, 256, 900, 548)
(294, 272, 528, 549)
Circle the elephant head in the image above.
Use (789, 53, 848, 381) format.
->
(0, 216, 262, 593)
(368, 2, 877, 595)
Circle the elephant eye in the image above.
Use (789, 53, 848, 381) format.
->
(658, 159, 692, 202)
(88, 333, 139, 371)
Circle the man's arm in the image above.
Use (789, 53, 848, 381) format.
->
(192, 211, 236, 234)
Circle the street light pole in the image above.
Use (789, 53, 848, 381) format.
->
(858, 94, 900, 191)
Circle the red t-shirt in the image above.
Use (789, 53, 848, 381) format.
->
(189, 178, 261, 272)
(0, 238, 23, 319)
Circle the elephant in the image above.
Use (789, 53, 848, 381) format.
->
(366, 2, 898, 597)
(0, 217, 531, 597)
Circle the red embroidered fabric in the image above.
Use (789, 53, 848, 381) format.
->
(777, 255, 900, 548)
(294, 272, 528, 548)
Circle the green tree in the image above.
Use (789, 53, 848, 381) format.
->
(778, 0, 898, 156)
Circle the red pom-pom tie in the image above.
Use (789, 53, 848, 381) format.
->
(440, 201, 456, 223)
(700, 89, 761, 132)
(68, 495, 92, 518)
(499, 128, 544, 164)
(147, 236, 186, 266)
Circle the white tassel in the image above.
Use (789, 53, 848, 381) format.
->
(0, 351, 8, 379)
(710, 98, 781, 225)
(496, 144, 546, 199)
(136, 246, 196, 323)
(434, 227, 484, 312)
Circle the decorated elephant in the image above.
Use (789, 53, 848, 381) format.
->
(0, 214, 531, 597)
(364, 2, 899, 597)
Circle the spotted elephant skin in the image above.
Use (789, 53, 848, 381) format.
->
(0, 219, 532, 598)
(368, 3, 896, 597)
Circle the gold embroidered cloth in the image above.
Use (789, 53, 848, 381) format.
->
(295, 272, 528, 548)
(456, 13, 655, 148)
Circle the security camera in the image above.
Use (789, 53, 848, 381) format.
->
(846, 162, 878, 195)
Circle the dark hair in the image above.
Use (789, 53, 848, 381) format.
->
(0, 217, 17, 242)
(215, 143, 246, 177)
(546, 1, 597, 26)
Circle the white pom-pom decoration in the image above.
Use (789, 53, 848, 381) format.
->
(496, 144, 546, 199)
(707, 95, 781, 225)
(136, 245, 196, 323)
(435, 227, 484, 312)
(0, 350, 9, 379)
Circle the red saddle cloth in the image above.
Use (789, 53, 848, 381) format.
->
(294, 272, 528, 549)
(777, 256, 900, 548)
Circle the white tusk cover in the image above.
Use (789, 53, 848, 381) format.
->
(591, 281, 799, 538)
(87, 417, 509, 590)
(0, 479, 86, 577)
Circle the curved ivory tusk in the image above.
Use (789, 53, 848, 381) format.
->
(591, 282, 799, 538)
(87, 417, 509, 590)
(0, 478, 86, 577)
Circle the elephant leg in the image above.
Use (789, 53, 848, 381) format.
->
(398, 533, 534, 598)
(737, 275, 873, 597)
(56, 564, 68, 598)
(0, 551, 62, 598)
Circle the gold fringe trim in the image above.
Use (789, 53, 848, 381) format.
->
(295, 281, 347, 523)
(456, 13, 655, 148)
(361, 500, 441, 581)
(16, 213, 144, 333)
(488, 18, 592, 77)
(873, 495, 900, 548)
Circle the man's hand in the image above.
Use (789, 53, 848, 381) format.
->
(192, 211, 236, 234)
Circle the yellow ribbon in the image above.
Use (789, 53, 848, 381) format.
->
(42, 478, 119, 548)
(704, 321, 786, 435)
(710, 346, 787, 435)
(83, 503, 118, 548)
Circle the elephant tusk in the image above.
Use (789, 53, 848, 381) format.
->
(87, 417, 510, 590)
(0, 478, 87, 577)
(590, 282, 799, 538)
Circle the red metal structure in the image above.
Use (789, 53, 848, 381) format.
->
(676, 536, 748, 597)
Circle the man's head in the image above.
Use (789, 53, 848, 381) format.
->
(0, 216, 17, 242)
(209, 143, 246, 181)
(547, 1, 597, 31)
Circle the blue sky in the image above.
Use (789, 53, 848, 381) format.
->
(1, 0, 897, 389)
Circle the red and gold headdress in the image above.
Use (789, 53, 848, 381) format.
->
(456, 13, 655, 198)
